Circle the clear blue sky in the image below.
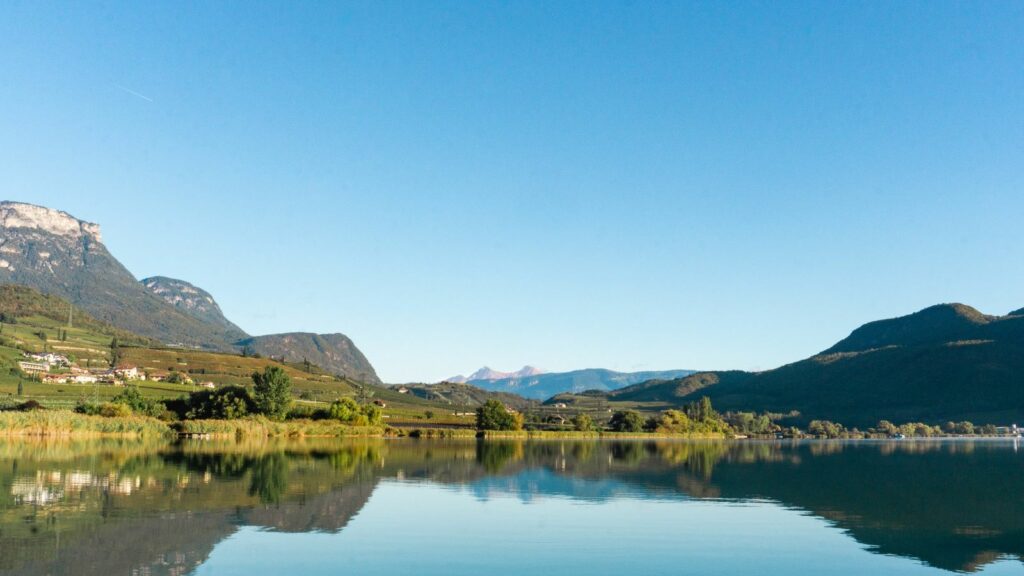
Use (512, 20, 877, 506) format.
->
(2, 2, 1022, 383)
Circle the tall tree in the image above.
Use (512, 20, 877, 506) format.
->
(251, 366, 292, 421)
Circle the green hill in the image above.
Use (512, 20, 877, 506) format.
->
(607, 303, 1024, 427)
(237, 333, 381, 384)
(394, 382, 537, 412)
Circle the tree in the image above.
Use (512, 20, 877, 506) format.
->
(876, 420, 898, 435)
(809, 420, 844, 438)
(572, 413, 594, 432)
(355, 383, 375, 404)
(476, 400, 523, 431)
(954, 421, 975, 435)
(251, 366, 292, 420)
(424, 410, 435, 420)
(609, 410, 645, 433)
(16, 379, 23, 397)
(109, 336, 120, 368)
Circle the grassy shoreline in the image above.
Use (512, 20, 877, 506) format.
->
(2, 411, 1019, 441)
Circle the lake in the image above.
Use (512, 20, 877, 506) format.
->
(0, 438, 1020, 575)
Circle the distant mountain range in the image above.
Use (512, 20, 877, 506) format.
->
(447, 366, 545, 383)
(594, 303, 1024, 427)
(0, 201, 379, 383)
(444, 366, 696, 400)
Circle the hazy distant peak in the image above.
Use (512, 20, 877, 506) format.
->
(458, 365, 547, 381)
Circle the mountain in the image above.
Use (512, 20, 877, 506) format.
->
(448, 365, 545, 383)
(392, 382, 537, 411)
(0, 202, 381, 384)
(447, 367, 696, 400)
(0, 284, 155, 346)
(607, 303, 1024, 427)
(141, 276, 248, 342)
(237, 332, 381, 384)
(0, 201, 239, 350)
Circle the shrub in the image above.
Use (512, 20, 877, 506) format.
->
(609, 410, 645, 433)
(99, 402, 133, 418)
(185, 386, 253, 420)
(328, 397, 383, 426)
(17, 399, 43, 411)
(111, 385, 166, 418)
(572, 413, 594, 432)
(75, 400, 102, 416)
(476, 400, 523, 431)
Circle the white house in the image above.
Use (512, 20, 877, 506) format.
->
(28, 353, 69, 366)
(114, 366, 141, 380)
(18, 361, 49, 374)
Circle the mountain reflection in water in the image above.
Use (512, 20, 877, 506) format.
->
(0, 438, 1020, 575)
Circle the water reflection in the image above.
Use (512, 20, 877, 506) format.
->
(0, 438, 1020, 575)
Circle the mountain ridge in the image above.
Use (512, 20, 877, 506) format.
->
(0, 201, 382, 384)
(0, 201, 240, 350)
(141, 276, 249, 343)
(238, 332, 381, 384)
(605, 303, 1024, 426)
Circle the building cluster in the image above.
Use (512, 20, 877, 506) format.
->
(15, 352, 205, 387)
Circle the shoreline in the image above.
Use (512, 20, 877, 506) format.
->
(1, 411, 1020, 441)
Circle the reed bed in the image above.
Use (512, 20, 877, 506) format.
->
(174, 417, 385, 438)
(0, 410, 172, 437)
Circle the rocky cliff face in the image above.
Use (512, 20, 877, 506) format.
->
(141, 276, 248, 341)
(0, 201, 239, 350)
(0, 201, 382, 379)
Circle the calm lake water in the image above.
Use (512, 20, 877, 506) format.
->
(0, 438, 1020, 575)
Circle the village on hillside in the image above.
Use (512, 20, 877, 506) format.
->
(16, 352, 216, 389)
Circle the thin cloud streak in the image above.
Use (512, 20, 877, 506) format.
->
(115, 84, 153, 102)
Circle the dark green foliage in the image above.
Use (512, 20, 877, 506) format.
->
(476, 400, 523, 431)
(251, 366, 292, 421)
(185, 386, 253, 420)
(609, 410, 645, 432)
(248, 454, 289, 504)
(17, 399, 43, 411)
(110, 336, 120, 367)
